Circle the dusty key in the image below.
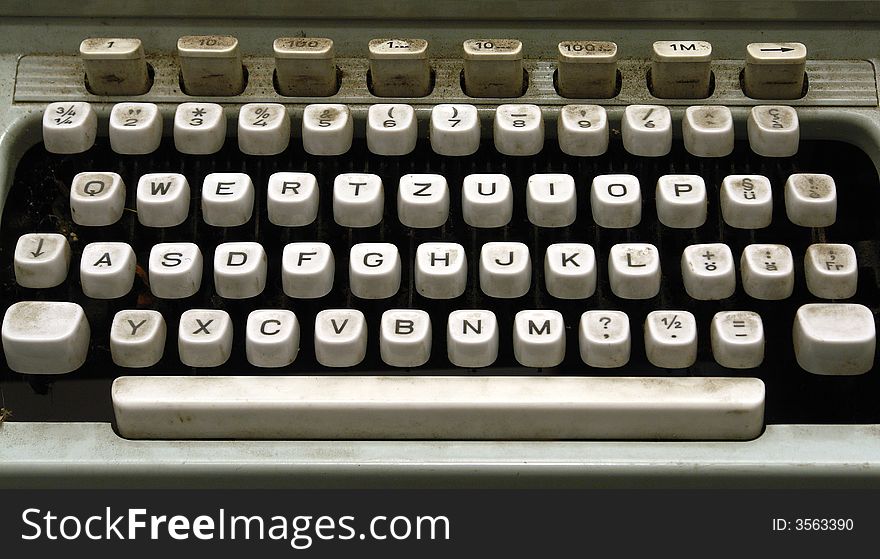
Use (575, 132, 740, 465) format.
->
(43, 102, 97, 154)
(2, 302, 90, 374)
(112, 376, 766, 440)
(80, 37, 150, 95)
(14, 233, 70, 288)
(793, 303, 876, 375)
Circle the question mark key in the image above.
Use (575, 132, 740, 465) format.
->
(579, 310, 631, 368)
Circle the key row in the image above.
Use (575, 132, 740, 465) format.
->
(43, 101, 800, 159)
(14, 237, 859, 302)
(68, 171, 833, 230)
(2, 302, 872, 376)
(82, 36, 806, 100)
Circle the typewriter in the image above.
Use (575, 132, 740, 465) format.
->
(1, 1, 879, 488)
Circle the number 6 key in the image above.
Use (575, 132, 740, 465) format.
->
(367, 104, 417, 156)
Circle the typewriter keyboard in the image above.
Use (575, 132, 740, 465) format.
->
(1, 100, 879, 440)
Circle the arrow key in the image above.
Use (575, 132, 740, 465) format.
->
(744, 42, 807, 99)
(14, 233, 71, 288)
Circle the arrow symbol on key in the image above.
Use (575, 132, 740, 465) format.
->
(30, 238, 45, 258)
(760, 47, 795, 52)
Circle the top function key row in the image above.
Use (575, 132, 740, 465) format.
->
(80, 36, 808, 100)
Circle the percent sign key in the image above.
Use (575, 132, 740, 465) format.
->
(251, 106, 271, 126)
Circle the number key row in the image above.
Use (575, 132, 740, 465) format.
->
(42, 101, 800, 160)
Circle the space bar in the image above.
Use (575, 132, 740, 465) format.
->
(111, 376, 765, 441)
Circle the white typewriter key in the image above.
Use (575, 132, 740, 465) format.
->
(110, 375, 767, 439)
(514, 310, 566, 368)
(43, 102, 97, 154)
(2, 301, 90, 374)
(302, 103, 353, 156)
(349, 243, 401, 299)
(622, 105, 672, 157)
(651, 41, 713, 99)
(544, 243, 597, 299)
(80, 37, 150, 96)
(720, 175, 773, 229)
(415, 242, 467, 299)
(711, 311, 764, 369)
(266, 172, 319, 227)
(273, 37, 337, 97)
(238, 103, 290, 156)
(645, 311, 698, 369)
(557, 105, 609, 157)
(367, 104, 417, 156)
(177, 35, 244, 96)
(494, 104, 544, 156)
(178, 309, 233, 368)
(462, 39, 524, 97)
(462, 39, 524, 98)
(447, 310, 499, 368)
(136, 173, 190, 227)
(430, 104, 480, 156)
(201, 173, 254, 227)
(80, 242, 136, 299)
(656, 174, 707, 228)
(314, 309, 367, 367)
(14, 233, 71, 288)
(681, 243, 735, 300)
(462, 174, 513, 228)
(70, 172, 125, 226)
(741, 244, 794, 300)
(110, 310, 166, 368)
(148, 243, 203, 299)
(246, 309, 299, 368)
(590, 174, 641, 228)
(556, 41, 618, 99)
(333, 173, 384, 227)
(381, 309, 432, 367)
(526, 173, 576, 227)
(579, 310, 631, 368)
(480, 242, 531, 298)
(398, 174, 449, 228)
(281, 242, 335, 299)
(683, 105, 734, 157)
(784, 173, 837, 227)
(368, 39, 431, 97)
(608, 243, 661, 300)
(213, 242, 267, 299)
(109, 102, 162, 155)
(794, 303, 876, 375)
(173, 102, 226, 155)
(744, 42, 807, 100)
(748, 105, 799, 157)
(805, 243, 858, 300)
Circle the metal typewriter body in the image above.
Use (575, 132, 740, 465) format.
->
(2, 1, 880, 488)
